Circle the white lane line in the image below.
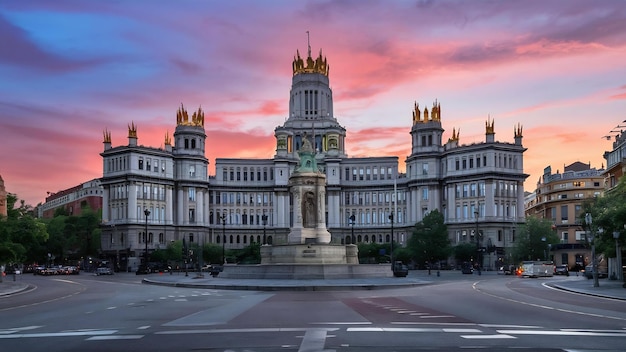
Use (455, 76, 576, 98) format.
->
(420, 315, 454, 318)
(462, 334, 516, 339)
(298, 329, 329, 352)
(137, 326, 150, 330)
(87, 335, 144, 340)
(0, 326, 43, 334)
(0, 330, 118, 339)
(497, 329, 626, 337)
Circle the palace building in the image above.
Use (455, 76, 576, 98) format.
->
(100, 46, 527, 272)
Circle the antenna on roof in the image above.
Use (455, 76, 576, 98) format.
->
(306, 30, 311, 58)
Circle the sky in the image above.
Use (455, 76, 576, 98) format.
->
(1, 0, 626, 207)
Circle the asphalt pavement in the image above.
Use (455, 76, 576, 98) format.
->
(2, 270, 625, 299)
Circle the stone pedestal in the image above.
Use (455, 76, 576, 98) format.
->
(261, 243, 358, 265)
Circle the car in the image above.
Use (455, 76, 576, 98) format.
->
(583, 264, 608, 279)
(461, 262, 473, 274)
(136, 265, 151, 275)
(95, 267, 113, 275)
(555, 265, 569, 276)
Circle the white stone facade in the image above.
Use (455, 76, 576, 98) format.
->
(99, 48, 527, 270)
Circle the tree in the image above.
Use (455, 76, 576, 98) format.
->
(454, 243, 477, 264)
(406, 210, 451, 268)
(579, 176, 626, 259)
(0, 193, 49, 265)
(510, 216, 558, 262)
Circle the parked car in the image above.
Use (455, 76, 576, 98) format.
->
(583, 264, 608, 279)
(136, 265, 151, 275)
(461, 262, 473, 274)
(554, 265, 569, 276)
(96, 267, 113, 276)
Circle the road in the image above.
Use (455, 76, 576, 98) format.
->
(1, 271, 625, 351)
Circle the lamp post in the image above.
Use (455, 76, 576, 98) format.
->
(585, 213, 599, 288)
(613, 230, 622, 281)
(389, 213, 394, 270)
(349, 214, 356, 245)
(143, 209, 150, 268)
(474, 211, 481, 275)
(219, 214, 226, 265)
(262, 214, 268, 245)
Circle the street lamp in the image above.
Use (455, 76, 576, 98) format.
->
(219, 214, 226, 265)
(613, 230, 622, 281)
(143, 209, 150, 267)
(474, 211, 481, 275)
(585, 213, 599, 288)
(389, 213, 394, 270)
(349, 214, 356, 245)
(262, 214, 268, 245)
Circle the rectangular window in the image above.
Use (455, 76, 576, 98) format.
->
(146, 159, 151, 171)
(189, 209, 195, 223)
(189, 188, 196, 201)
(138, 158, 144, 170)
(422, 188, 428, 200)
(154, 160, 159, 172)
(561, 205, 568, 221)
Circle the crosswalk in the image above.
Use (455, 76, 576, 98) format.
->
(2, 324, 626, 340)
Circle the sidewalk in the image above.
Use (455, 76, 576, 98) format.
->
(2, 272, 625, 299)
(0, 277, 31, 296)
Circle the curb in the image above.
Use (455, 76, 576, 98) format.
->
(547, 283, 626, 301)
(142, 278, 427, 291)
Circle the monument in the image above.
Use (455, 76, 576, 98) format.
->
(221, 136, 392, 279)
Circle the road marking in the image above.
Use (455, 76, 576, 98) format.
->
(420, 315, 455, 318)
(137, 326, 150, 330)
(497, 329, 626, 337)
(0, 330, 118, 339)
(298, 329, 332, 352)
(87, 335, 144, 340)
(0, 326, 43, 334)
(462, 334, 516, 339)
(473, 282, 626, 322)
(311, 322, 371, 325)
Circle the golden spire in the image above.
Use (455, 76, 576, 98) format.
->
(176, 104, 204, 127)
(514, 123, 523, 138)
(164, 131, 171, 145)
(103, 129, 111, 143)
(448, 128, 459, 142)
(128, 121, 137, 138)
(486, 116, 495, 134)
(292, 35, 329, 77)
(412, 101, 421, 124)
(431, 100, 441, 121)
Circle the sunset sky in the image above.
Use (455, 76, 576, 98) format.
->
(1, 0, 626, 207)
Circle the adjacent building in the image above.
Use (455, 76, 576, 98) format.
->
(525, 162, 604, 270)
(39, 179, 103, 219)
(99, 46, 527, 271)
